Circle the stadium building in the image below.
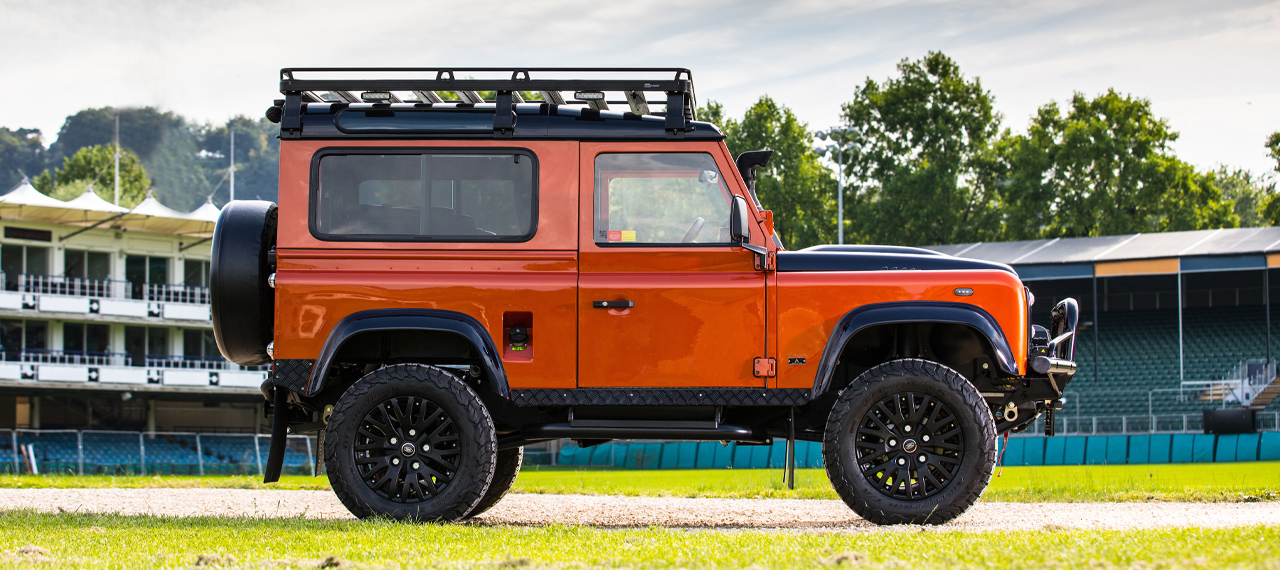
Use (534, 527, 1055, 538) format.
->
(2, 173, 1275, 473)
(929, 229, 1280, 433)
(0, 179, 290, 474)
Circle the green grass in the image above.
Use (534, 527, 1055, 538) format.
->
(513, 462, 1280, 503)
(2, 462, 1278, 502)
(0, 510, 1276, 569)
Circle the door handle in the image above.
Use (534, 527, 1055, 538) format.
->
(592, 300, 634, 309)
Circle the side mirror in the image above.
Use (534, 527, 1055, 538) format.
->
(698, 170, 719, 185)
(730, 195, 750, 244)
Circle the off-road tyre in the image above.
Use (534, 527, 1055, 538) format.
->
(823, 359, 996, 525)
(325, 364, 496, 522)
(464, 446, 523, 519)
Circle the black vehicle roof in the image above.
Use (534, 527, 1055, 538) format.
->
(274, 67, 723, 141)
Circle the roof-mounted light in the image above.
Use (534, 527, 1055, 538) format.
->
(574, 91, 605, 101)
(360, 91, 393, 102)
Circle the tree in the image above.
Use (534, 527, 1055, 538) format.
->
(1005, 90, 1236, 237)
(699, 98, 836, 249)
(1268, 131, 1280, 173)
(197, 116, 280, 205)
(1213, 167, 1274, 228)
(32, 144, 150, 207)
(0, 127, 46, 192)
(838, 52, 1006, 246)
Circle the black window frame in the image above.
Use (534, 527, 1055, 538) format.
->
(308, 147, 540, 243)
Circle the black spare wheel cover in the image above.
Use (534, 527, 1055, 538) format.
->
(211, 200, 277, 366)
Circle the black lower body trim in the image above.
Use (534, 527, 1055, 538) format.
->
(523, 422, 767, 442)
(271, 359, 316, 393)
(509, 387, 811, 407)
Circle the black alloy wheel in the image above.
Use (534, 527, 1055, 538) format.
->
(354, 395, 460, 503)
(325, 364, 496, 521)
(853, 392, 964, 500)
(823, 359, 996, 525)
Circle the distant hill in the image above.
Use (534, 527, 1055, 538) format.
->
(1, 107, 278, 211)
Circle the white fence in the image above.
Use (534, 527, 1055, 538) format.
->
(3, 429, 316, 476)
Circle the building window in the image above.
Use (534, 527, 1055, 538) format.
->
(64, 322, 111, 354)
(183, 329, 219, 360)
(125, 326, 168, 366)
(64, 250, 112, 281)
(183, 260, 210, 288)
(1, 319, 47, 360)
(1, 244, 49, 290)
(125, 255, 169, 300)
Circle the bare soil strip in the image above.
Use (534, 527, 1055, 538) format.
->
(1, 489, 1277, 532)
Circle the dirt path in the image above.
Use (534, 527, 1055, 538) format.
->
(2, 488, 1278, 532)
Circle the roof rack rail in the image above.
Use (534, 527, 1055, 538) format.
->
(278, 67, 697, 138)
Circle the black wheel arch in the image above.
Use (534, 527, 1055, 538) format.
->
(810, 302, 1018, 399)
(300, 308, 509, 399)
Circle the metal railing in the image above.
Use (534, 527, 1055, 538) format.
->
(18, 349, 131, 367)
(1015, 411, 1280, 436)
(144, 282, 209, 304)
(3, 429, 316, 476)
(17, 273, 130, 299)
(144, 355, 269, 372)
(8, 273, 209, 305)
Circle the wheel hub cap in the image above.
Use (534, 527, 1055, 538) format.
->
(353, 395, 461, 504)
(850, 391, 965, 501)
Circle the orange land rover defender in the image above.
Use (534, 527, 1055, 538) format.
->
(210, 68, 1078, 525)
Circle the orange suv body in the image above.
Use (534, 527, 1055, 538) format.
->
(211, 68, 1077, 524)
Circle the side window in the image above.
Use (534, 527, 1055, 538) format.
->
(594, 153, 732, 245)
(313, 150, 537, 241)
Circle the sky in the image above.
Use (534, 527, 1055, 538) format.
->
(2, 0, 1277, 174)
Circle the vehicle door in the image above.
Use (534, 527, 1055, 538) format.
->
(577, 142, 768, 388)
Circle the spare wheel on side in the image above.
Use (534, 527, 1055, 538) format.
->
(211, 200, 277, 366)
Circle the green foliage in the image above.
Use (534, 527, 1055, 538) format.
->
(839, 52, 1005, 246)
(1001, 90, 1237, 239)
(0, 127, 46, 191)
(1212, 167, 1274, 228)
(31, 144, 149, 207)
(1268, 131, 1280, 173)
(701, 97, 836, 249)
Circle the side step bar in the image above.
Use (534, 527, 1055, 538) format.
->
(521, 422, 768, 443)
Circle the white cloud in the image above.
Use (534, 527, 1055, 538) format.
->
(2, 0, 1277, 171)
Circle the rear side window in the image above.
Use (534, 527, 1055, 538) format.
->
(312, 150, 536, 241)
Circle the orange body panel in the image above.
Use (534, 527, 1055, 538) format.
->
(576, 142, 770, 387)
(774, 270, 1029, 389)
(273, 140, 580, 390)
(273, 137, 1030, 391)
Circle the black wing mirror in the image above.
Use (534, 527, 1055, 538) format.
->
(730, 195, 750, 244)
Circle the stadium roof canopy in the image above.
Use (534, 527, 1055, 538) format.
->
(0, 179, 220, 237)
(926, 227, 1280, 280)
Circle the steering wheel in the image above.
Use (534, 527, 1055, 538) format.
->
(681, 217, 706, 243)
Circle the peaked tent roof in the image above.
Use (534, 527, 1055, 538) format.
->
(0, 179, 124, 226)
(0, 180, 219, 238)
(64, 186, 129, 213)
(119, 191, 217, 236)
(186, 199, 222, 223)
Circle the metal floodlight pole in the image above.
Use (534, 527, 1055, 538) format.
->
(113, 112, 121, 206)
(836, 143, 844, 245)
(229, 131, 236, 202)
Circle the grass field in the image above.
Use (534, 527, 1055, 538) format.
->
(0, 510, 1276, 569)
(3, 462, 1278, 502)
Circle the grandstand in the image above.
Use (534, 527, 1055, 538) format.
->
(931, 227, 1280, 433)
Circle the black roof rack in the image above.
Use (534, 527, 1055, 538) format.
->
(278, 67, 697, 138)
